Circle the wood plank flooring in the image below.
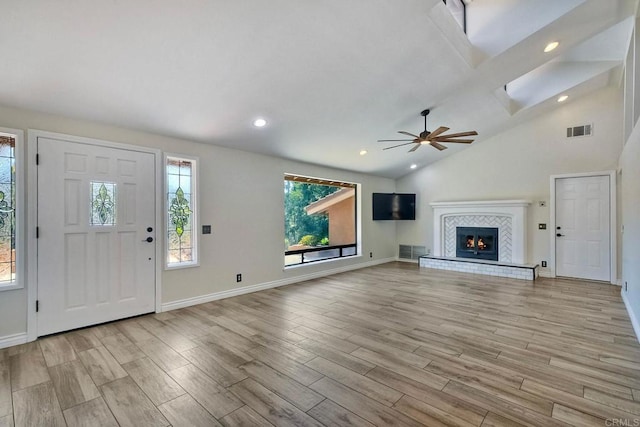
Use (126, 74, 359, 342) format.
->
(1, 262, 640, 426)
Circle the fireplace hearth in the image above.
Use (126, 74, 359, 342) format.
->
(456, 226, 499, 261)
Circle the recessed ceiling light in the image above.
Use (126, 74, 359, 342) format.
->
(557, 95, 569, 103)
(410, 164, 418, 169)
(253, 118, 267, 127)
(544, 41, 559, 53)
(359, 150, 368, 156)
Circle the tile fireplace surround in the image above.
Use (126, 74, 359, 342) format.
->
(421, 200, 538, 280)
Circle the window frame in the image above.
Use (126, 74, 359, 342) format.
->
(0, 128, 24, 291)
(164, 153, 199, 270)
(284, 174, 360, 268)
(442, 0, 467, 33)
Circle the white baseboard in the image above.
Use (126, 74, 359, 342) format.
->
(536, 271, 620, 283)
(396, 258, 419, 263)
(161, 257, 396, 312)
(622, 290, 640, 344)
(0, 332, 28, 349)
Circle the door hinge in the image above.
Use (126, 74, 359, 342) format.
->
(36, 153, 39, 165)
(36, 300, 39, 312)
(36, 227, 39, 239)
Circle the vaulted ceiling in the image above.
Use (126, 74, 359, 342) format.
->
(0, 0, 637, 177)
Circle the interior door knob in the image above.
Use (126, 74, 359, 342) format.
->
(143, 237, 153, 243)
(556, 233, 564, 237)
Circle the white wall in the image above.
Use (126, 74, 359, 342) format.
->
(0, 105, 397, 340)
(620, 121, 640, 337)
(396, 86, 623, 274)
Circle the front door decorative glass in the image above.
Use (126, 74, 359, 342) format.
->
(90, 181, 116, 226)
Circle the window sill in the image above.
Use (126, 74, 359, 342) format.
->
(165, 262, 200, 271)
(284, 253, 361, 270)
(0, 282, 23, 292)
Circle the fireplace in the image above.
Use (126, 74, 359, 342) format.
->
(456, 227, 499, 261)
(431, 200, 530, 263)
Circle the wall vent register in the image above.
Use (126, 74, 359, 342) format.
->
(566, 124, 593, 138)
(399, 245, 426, 260)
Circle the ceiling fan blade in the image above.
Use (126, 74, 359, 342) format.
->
(383, 142, 416, 150)
(429, 141, 448, 151)
(434, 138, 474, 143)
(408, 143, 421, 152)
(377, 139, 413, 142)
(426, 126, 449, 140)
(398, 131, 420, 138)
(438, 130, 478, 138)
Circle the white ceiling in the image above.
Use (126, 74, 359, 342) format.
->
(0, 0, 637, 178)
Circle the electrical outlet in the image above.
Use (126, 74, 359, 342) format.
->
(236, 273, 242, 283)
(369, 252, 373, 258)
(538, 223, 546, 230)
(541, 261, 547, 267)
(202, 225, 211, 234)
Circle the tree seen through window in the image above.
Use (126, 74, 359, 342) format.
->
(284, 175, 357, 266)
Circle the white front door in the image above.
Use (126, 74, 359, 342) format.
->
(37, 136, 156, 336)
(555, 175, 610, 281)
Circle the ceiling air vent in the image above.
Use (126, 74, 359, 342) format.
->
(566, 124, 592, 138)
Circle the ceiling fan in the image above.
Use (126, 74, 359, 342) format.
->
(378, 109, 478, 152)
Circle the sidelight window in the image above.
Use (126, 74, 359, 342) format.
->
(165, 155, 198, 268)
(0, 130, 22, 291)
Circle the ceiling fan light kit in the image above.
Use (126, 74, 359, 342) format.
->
(378, 108, 478, 152)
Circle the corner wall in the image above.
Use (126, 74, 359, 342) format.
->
(395, 86, 623, 275)
(0, 105, 397, 341)
(620, 19, 640, 339)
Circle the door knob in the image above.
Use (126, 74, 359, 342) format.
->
(556, 233, 564, 237)
(143, 237, 153, 243)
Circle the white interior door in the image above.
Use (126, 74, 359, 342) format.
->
(555, 175, 610, 281)
(37, 137, 156, 336)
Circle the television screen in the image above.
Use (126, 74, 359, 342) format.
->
(372, 193, 416, 220)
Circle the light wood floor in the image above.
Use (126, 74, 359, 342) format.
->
(1, 262, 640, 426)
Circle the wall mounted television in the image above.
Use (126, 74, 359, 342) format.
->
(372, 193, 416, 220)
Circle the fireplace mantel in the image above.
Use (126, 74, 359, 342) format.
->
(430, 200, 531, 264)
(430, 200, 531, 209)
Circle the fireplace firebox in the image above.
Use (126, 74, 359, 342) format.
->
(456, 227, 499, 261)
